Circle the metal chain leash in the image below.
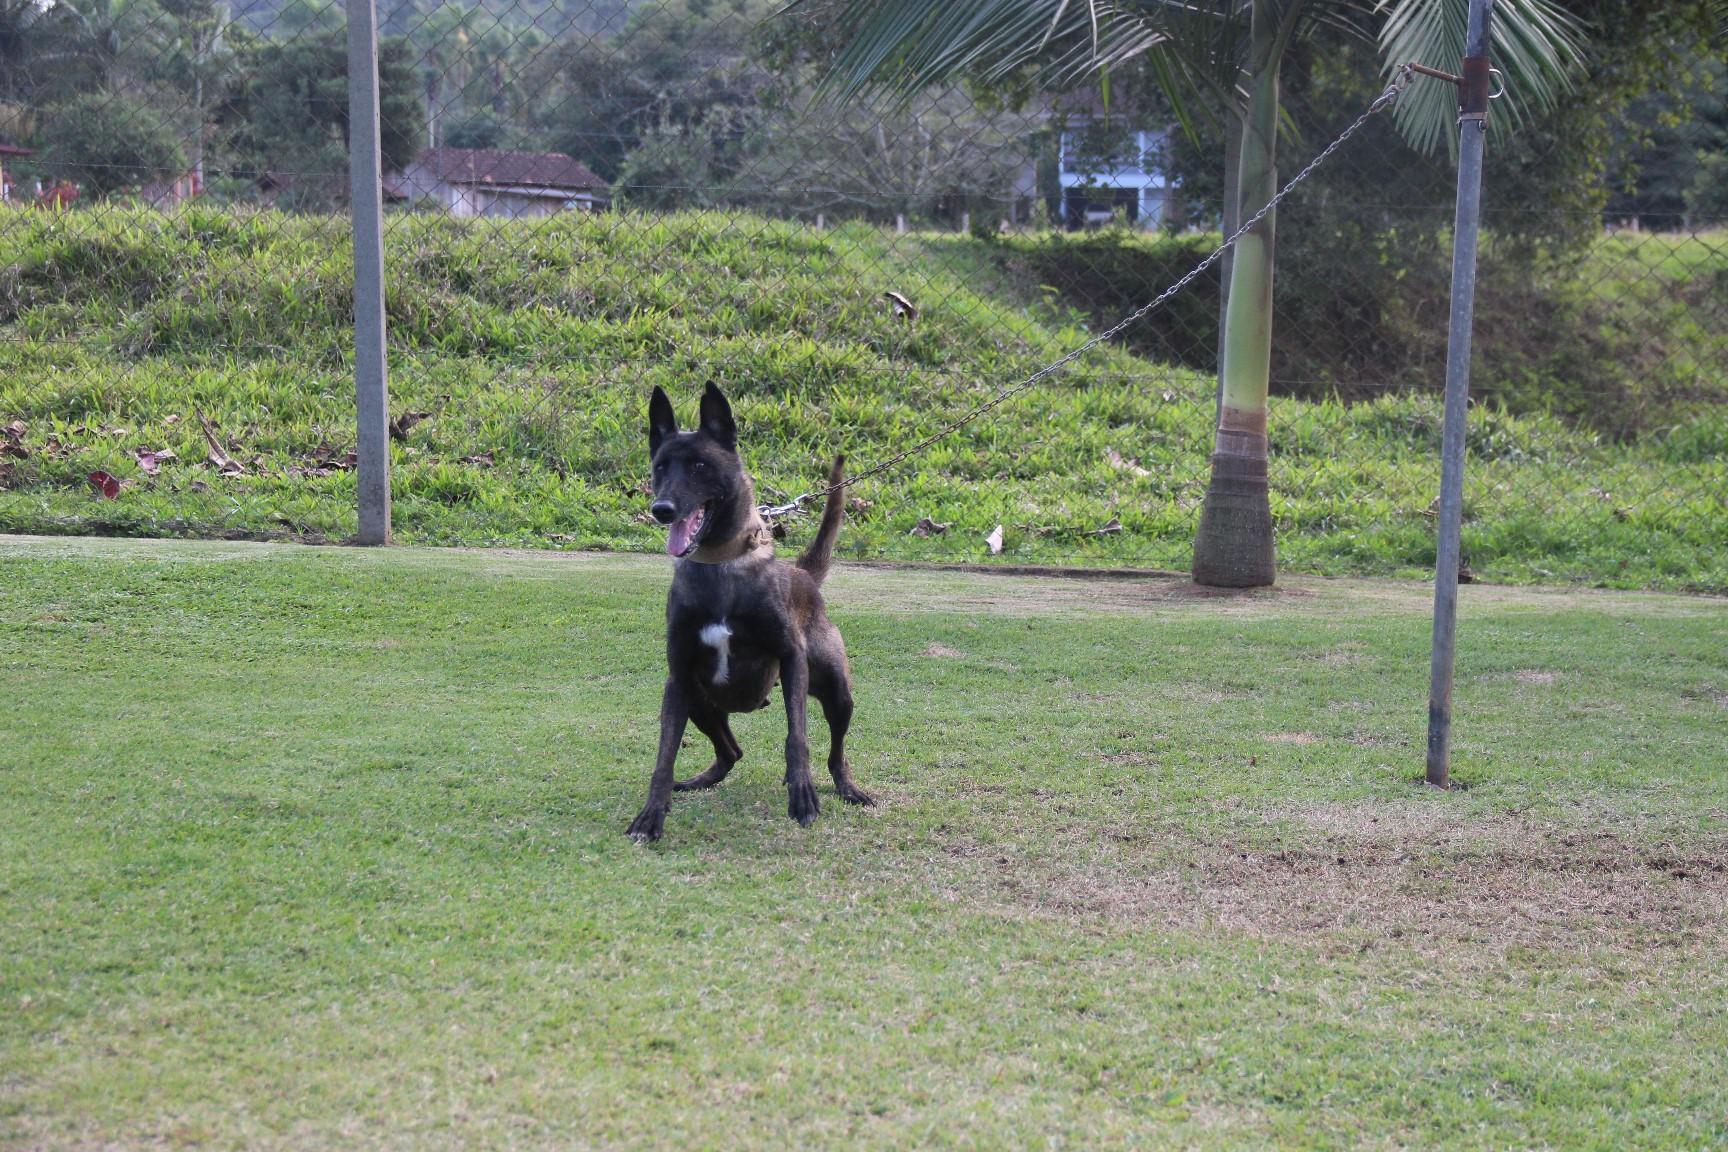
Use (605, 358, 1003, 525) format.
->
(758, 65, 1416, 522)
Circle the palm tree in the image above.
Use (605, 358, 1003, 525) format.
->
(1, 0, 56, 102)
(791, 0, 1585, 586)
(151, 0, 235, 194)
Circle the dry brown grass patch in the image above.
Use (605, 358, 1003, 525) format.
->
(915, 807, 1728, 965)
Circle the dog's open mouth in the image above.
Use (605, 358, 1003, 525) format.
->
(666, 503, 709, 557)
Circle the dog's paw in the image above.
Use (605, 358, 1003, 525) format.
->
(837, 785, 875, 807)
(787, 779, 821, 827)
(626, 804, 668, 843)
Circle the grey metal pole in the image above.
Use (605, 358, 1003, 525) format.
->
(1425, 0, 1495, 787)
(347, 0, 391, 544)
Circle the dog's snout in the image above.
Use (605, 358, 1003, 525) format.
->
(650, 500, 677, 525)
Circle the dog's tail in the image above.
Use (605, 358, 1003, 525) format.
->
(794, 455, 846, 585)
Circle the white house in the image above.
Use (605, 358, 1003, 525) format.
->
(396, 148, 609, 219)
(1057, 125, 1176, 229)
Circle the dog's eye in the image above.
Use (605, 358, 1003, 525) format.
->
(692, 461, 707, 471)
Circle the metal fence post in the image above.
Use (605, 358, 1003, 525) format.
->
(1425, 0, 1496, 787)
(347, 0, 391, 545)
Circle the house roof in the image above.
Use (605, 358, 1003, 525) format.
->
(415, 148, 607, 192)
(0, 141, 33, 157)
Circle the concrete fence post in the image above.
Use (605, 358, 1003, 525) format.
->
(347, 0, 391, 544)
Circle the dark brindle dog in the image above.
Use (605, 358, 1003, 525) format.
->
(628, 382, 872, 842)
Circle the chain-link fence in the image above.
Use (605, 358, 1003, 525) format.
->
(1, 0, 1723, 589)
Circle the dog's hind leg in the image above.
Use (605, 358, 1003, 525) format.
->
(809, 631, 873, 807)
(779, 647, 821, 826)
(675, 707, 741, 792)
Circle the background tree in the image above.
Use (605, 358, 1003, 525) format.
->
(148, 0, 236, 191)
(786, 0, 1587, 587)
(47, 0, 156, 95)
(1604, 53, 1728, 226)
(220, 29, 424, 207)
(524, 0, 772, 182)
(733, 89, 1027, 226)
(39, 88, 183, 193)
(1, 0, 63, 102)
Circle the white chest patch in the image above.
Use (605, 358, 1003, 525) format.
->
(699, 622, 733, 685)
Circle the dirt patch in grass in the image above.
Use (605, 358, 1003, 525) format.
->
(1263, 732, 1323, 745)
(920, 806, 1728, 963)
(1515, 669, 1560, 684)
(923, 643, 965, 659)
(825, 566, 1316, 619)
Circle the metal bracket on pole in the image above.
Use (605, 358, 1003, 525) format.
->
(347, 0, 391, 544)
(1424, 0, 1495, 788)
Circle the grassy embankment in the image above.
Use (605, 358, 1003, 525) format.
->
(1, 206, 1721, 587)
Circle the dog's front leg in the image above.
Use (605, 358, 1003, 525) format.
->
(780, 648, 820, 827)
(628, 677, 688, 842)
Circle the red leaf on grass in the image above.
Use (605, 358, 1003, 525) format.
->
(88, 470, 121, 499)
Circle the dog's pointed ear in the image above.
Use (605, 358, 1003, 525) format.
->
(648, 386, 677, 456)
(698, 381, 737, 453)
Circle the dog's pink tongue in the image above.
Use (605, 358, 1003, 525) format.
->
(666, 509, 701, 556)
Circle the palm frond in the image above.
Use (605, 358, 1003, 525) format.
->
(787, 0, 1245, 113)
(1377, 0, 1587, 156)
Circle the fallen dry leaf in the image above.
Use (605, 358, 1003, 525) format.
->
(910, 516, 950, 537)
(197, 411, 245, 475)
(312, 443, 357, 470)
(985, 524, 1004, 554)
(88, 470, 120, 499)
(461, 453, 494, 467)
(2, 421, 27, 459)
(135, 451, 161, 475)
(1087, 516, 1124, 536)
(389, 411, 432, 441)
(1105, 448, 1151, 477)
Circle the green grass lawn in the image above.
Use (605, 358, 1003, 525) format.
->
(2, 206, 1722, 589)
(2, 535, 1724, 1149)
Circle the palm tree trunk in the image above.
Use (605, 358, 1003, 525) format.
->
(1213, 105, 1242, 427)
(1193, 1, 1280, 588)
